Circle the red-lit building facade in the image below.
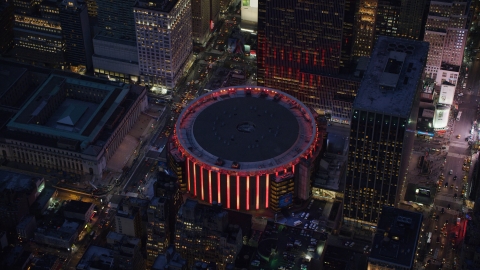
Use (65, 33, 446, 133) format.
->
(257, 0, 359, 124)
(168, 87, 322, 211)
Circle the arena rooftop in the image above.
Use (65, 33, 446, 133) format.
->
(175, 86, 317, 172)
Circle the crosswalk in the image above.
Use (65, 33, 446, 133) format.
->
(448, 141, 466, 148)
(447, 152, 466, 158)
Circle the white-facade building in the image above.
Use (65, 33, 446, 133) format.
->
(424, 0, 468, 84)
(133, 0, 193, 90)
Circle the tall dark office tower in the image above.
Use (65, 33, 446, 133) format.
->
(85, 0, 97, 17)
(0, 1, 14, 54)
(257, 0, 359, 123)
(191, 0, 220, 45)
(59, 0, 93, 71)
(353, 0, 428, 57)
(97, 0, 136, 40)
(376, 0, 427, 39)
(13, 0, 65, 67)
(343, 37, 428, 226)
(192, 0, 210, 45)
(258, 1, 344, 81)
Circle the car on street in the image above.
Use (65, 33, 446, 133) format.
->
(444, 182, 448, 188)
(456, 134, 461, 139)
(449, 170, 453, 175)
(454, 175, 457, 181)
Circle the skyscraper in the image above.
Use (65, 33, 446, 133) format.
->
(353, 0, 428, 57)
(191, 0, 211, 45)
(93, 0, 139, 82)
(175, 199, 242, 270)
(133, 0, 193, 90)
(59, 0, 93, 72)
(0, 1, 14, 54)
(424, 0, 469, 85)
(257, 0, 359, 123)
(97, 0, 136, 40)
(343, 36, 428, 226)
(12, 0, 65, 67)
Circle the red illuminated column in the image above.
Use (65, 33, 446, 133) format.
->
(227, 175, 231, 208)
(246, 176, 250, 210)
(236, 175, 240, 210)
(266, 174, 269, 208)
(256, 175, 260, 210)
(187, 159, 191, 192)
(217, 172, 221, 204)
(208, 170, 212, 203)
(200, 166, 204, 200)
(193, 161, 197, 196)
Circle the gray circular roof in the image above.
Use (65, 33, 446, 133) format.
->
(192, 96, 299, 162)
(175, 86, 317, 173)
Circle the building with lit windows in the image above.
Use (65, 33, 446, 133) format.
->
(269, 172, 294, 212)
(106, 231, 145, 270)
(169, 86, 322, 211)
(93, 0, 139, 82)
(146, 197, 170, 269)
(152, 245, 187, 270)
(133, 0, 193, 90)
(59, 0, 93, 72)
(115, 197, 146, 239)
(424, 0, 469, 84)
(0, 74, 148, 178)
(85, 0, 97, 17)
(175, 199, 242, 270)
(368, 206, 423, 270)
(257, 0, 360, 124)
(353, 0, 428, 57)
(191, 0, 220, 45)
(343, 37, 428, 227)
(153, 169, 183, 242)
(96, 0, 137, 41)
(13, 13, 65, 67)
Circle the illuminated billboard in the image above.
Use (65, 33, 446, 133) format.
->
(433, 106, 450, 129)
(438, 83, 455, 105)
(278, 193, 293, 208)
(241, 0, 258, 23)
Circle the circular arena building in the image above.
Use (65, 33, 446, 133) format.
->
(169, 86, 321, 211)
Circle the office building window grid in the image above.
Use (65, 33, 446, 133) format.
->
(344, 110, 406, 224)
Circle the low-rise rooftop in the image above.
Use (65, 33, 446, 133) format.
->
(0, 170, 43, 194)
(353, 36, 429, 118)
(63, 200, 93, 215)
(369, 206, 423, 269)
(77, 245, 114, 270)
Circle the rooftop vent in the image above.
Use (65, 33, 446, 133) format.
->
(396, 216, 412, 224)
(215, 158, 224, 166)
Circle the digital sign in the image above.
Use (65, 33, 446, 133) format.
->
(278, 193, 293, 208)
(438, 83, 455, 105)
